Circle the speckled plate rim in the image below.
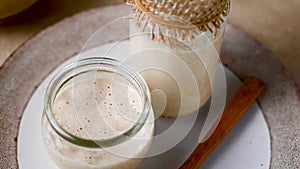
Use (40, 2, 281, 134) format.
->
(0, 4, 299, 169)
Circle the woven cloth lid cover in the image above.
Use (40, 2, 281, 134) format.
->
(125, 0, 229, 46)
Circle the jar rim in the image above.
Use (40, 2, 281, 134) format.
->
(44, 57, 152, 148)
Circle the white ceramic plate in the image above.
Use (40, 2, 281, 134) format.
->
(18, 42, 271, 169)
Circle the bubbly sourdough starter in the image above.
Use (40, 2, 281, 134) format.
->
(42, 77, 154, 169)
(130, 23, 224, 117)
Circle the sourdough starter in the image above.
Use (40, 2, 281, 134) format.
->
(130, 22, 224, 117)
(42, 76, 154, 169)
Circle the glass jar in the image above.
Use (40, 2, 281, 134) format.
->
(41, 57, 154, 169)
(129, 2, 230, 117)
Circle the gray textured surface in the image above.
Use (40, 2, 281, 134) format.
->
(0, 4, 299, 169)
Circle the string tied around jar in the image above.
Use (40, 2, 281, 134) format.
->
(124, 0, 230, 48)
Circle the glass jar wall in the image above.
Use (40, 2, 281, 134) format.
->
(41, 57, 154, 169)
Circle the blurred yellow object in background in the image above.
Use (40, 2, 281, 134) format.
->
(0, 0, 37, 19)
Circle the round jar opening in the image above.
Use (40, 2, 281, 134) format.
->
(44, 57, 152, 148)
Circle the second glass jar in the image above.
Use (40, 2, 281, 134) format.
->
(129, 6, 229, 117)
